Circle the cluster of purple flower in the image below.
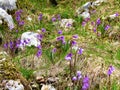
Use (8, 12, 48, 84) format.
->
(107, 65, 115, 76)
(82, 18, 90, 26)
(38, 13, 43, 21)
(56, 35, 65, 44)
(72, 71, 82, 81)
(36, 45, 42, 58)
(82, 76, 89, 90)
(15, 10, 24, 26)
(65, 48, 84, 60)
(51, 14, 61, 22)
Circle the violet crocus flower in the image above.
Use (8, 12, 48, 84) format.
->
(52, 48, 57, 53)
(104, 25, 110, 30)
(96, 18, 101, 25)
(52, 17, 56, 22)
(82, 76, 89, 90)
(58, 30, 62, 34)
(38, 13, 43, 21)
(72, 76, 77, 81)
(15, 15, 21, 22)
(37, 34, 43, 41)
(15, 9, 23, 16)
(115, 13, 119, 17)
(41, 28, 46, 32)
(36, 49, 42, 57)
(19, 21, 25, 26)
(65, 53, 72, 60)
(73, 34, 78, 39)
(71, 40, 77, 46)
(9, 41, 13, 49)
(78, 48, 84, 55)
(107, 65, 115, 76)
(4, 43, 8, 49)
(37, 45, 41, 49)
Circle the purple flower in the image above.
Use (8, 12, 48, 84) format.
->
(65, 53, 72, 60)
(71, 40, 77, 46)
(58, 30, 62, 34)
(77, 71, 82, 80)
(78, 48, 84, 55)
(37, 34, 43, 41)
(37, 45, 41, 49)
(15, 10, 23, 16)
(91, 21, 95, 26)
(84, 18, 90, 22)
(36, 49, 42, 57)
(105, 25, 110, 30)
(96, 18, 101, 25)
(77, 71, 81, 77)
(57, 36, 64, 41)
(93, 27, 96, 32)
(82, 21, 86, 26)
(115, 13, 119, 17)
(19, 21, 25, 26)
(41, 28, 46, 32)
(38, 13, 43, 21)
(57, 14, 61, 20)
(72, 76, 77, 81)
(52, 17, 56, 22)
(15, 15, 21, 22)
(52, 48, 57, 53)
(9, 41, 13, 49)
(66, 23, 72, 27)
(82, 76, 89, 90)
(4, 43, 8, 49)
(107, 65, 115, 76)
(73, 34, 78, 39)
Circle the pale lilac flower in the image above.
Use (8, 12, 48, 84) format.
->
(52, 17, 56, 22)
(66, 23, 72, 27)
(72, 76, 77, 81)
(73, 34, 78, 39)
(93, 27, 96, 32)
(57, 14, 61, 20)
(65, 53, 72, 60)
(82, 21, 86, 26)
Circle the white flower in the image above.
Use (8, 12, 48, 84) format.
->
(27, 16, 32, 21)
